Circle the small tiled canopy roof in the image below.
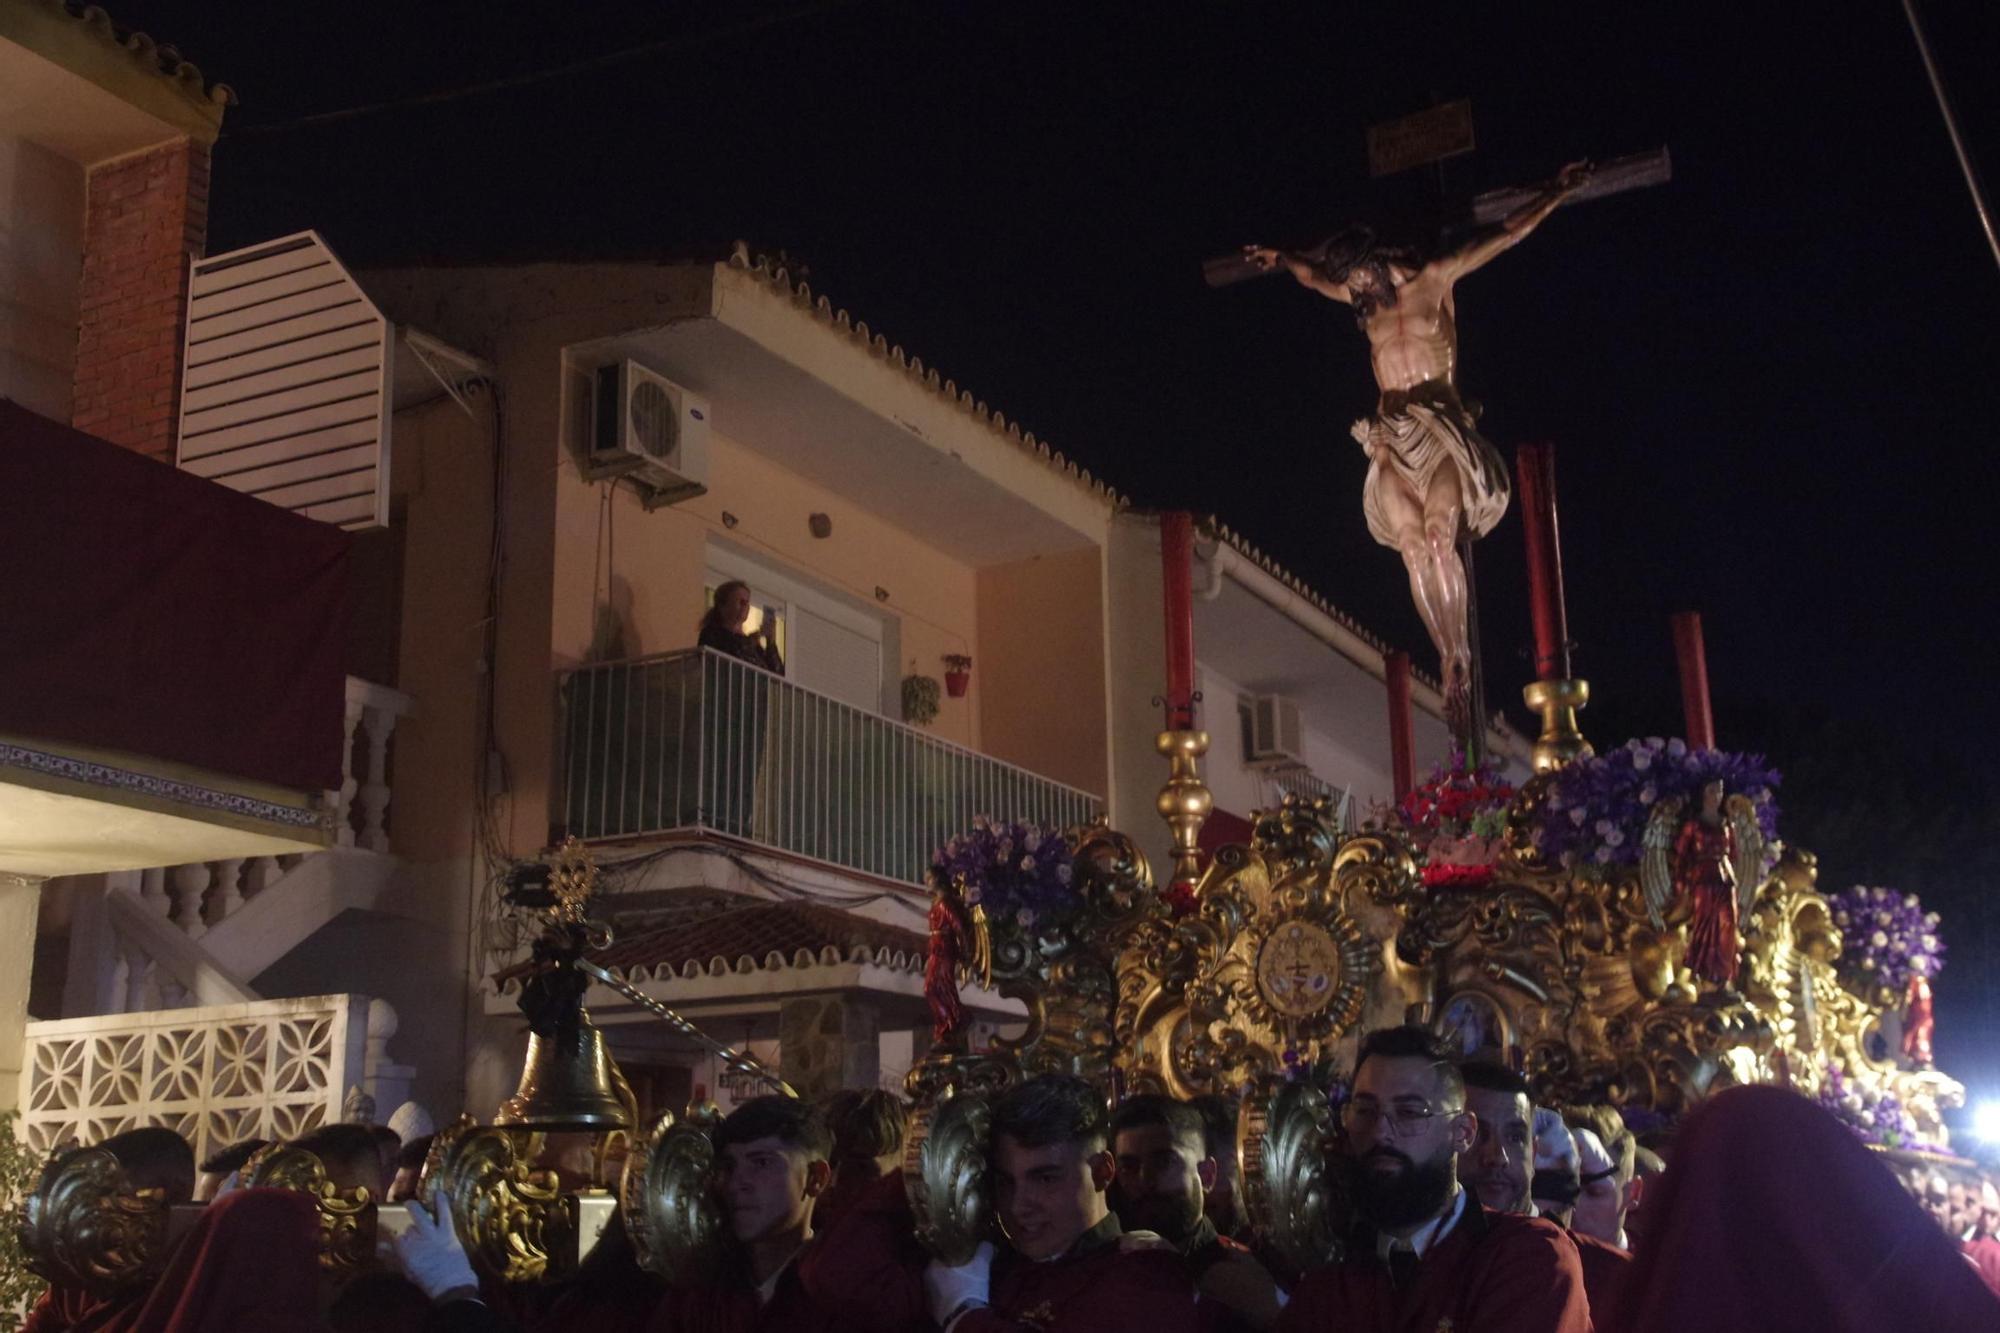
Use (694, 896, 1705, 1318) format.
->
(495, 900, 929, 991)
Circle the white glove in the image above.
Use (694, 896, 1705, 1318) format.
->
(392, 1194, 482, 1302)
(924, 1240, 994, 1325)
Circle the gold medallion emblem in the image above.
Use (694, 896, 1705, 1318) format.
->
(1255, 918, 1344, 1018)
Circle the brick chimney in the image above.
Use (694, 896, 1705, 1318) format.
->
(70, 138, 211, 465)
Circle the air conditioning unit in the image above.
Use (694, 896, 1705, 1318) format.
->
(1247, 694, 1305, 767)
(591, 360, 710, 496)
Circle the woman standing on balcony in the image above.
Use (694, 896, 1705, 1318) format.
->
(698, 580, 782, 840)
(699, 580, 785, 676)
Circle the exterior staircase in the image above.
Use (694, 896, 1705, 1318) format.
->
(16, 678, 428, 1155)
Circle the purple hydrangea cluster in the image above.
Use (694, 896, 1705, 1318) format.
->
(1813, 1062, 1923, 1149)
(931, 817, 1077, 932)
(1531, 738, 1781, 875)
(1826, 885, 1944, 993)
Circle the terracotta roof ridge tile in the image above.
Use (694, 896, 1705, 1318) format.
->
(60, 2, 237, 106)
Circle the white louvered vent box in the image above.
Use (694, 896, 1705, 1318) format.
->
(176, 232, 391, 530)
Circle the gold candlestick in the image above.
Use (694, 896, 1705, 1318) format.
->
(1522, 677, 1592, 773)
(1156, 729, 1213, 887)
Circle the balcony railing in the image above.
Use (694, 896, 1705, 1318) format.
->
(558, 648, 1101, 887)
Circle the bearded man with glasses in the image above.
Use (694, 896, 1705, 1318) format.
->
(1275, 1026, 1591, 1333)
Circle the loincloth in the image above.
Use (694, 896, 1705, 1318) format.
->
(1351, 381, 1512, 547)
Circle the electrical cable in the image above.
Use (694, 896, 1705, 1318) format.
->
(221, 1, 873, 140)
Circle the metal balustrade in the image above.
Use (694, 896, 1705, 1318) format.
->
(558, 648, 1101, 886)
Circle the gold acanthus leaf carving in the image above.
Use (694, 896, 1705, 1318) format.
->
(421, 1116, 575, 1284)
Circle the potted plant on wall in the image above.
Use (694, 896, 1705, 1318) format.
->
(943, 654, 973, 698)
(902, 672, 942, 726)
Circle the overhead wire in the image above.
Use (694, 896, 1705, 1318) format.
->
(220, 0, 873, 140)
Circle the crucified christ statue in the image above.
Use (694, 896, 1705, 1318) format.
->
(1243, 160, 1592, 730)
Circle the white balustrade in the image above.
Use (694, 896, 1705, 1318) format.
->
(213, 857, 246, 918)
(172, 862, 211, 939)
(338, 677, 416, 852)
(139, 866, 170, 918)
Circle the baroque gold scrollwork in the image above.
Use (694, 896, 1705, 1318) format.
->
(904, 1088, 995, 1265)
(420, 1116, 576, 1284)
(242, 1144, 377, 1276)
(16, 1148, 168, 1297)
(1237, 1077, 1343, 1279)
(1121, 798, 1387, 1099)
(620, 1112, 723, 1285)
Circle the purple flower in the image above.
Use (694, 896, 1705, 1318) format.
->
(1531, 741, 1781, 880)
(1826, 885, 1944, 992)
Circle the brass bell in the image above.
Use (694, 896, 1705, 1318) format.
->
(495, 1018, 633, 1131)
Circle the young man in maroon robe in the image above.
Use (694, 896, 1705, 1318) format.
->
(813, 1088, 908, 1235)
(1110, 1094, 1284, 1330)
(922, 1073, 1201, 1332)
(1277, 1027, 1590, 1333)
(1962, 1179, 2000, 1299)
(647, 1095, 849, 1332)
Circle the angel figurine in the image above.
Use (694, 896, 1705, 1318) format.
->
(1640, 778, 1765, 988)
(1901, 967, 1935, 1068)
(924, 873, 991, 1047)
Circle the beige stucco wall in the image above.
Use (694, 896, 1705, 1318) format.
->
(0, 134, 83, 422)
(549, 423, 985, 750)
(975, 545, 1110, 799)
(1105, 514, 1174, 876)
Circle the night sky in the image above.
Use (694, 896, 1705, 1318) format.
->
(112, 3, 2000, 1100)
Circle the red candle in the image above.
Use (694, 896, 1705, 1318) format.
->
(1161, 511, 1196, 730)
(1386, 650, 1415, 801)
(1671, 612, 1716, 750)
(1516, 443, 1570, 681)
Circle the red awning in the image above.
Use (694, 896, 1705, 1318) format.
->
(0, 400, 349, 793)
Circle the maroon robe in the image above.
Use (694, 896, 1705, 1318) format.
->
(1275, 1198, 1590, 1333)
(645, 1242, 855, 1333)
(1965, 1237, 2000, 1300)
(1606, 1085, 2000, 1333)
(107, 1189, 327, 1333)
(1567, 1231, 1632, 1331)
(796, 1168, 932, 1333)
(1183, 1217, 1283, 1333)
(21, 1285, 134, 1333)
(954, 1214, 1201, 1333)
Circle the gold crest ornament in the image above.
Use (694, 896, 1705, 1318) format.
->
(1117, 798, 1389, 1099)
